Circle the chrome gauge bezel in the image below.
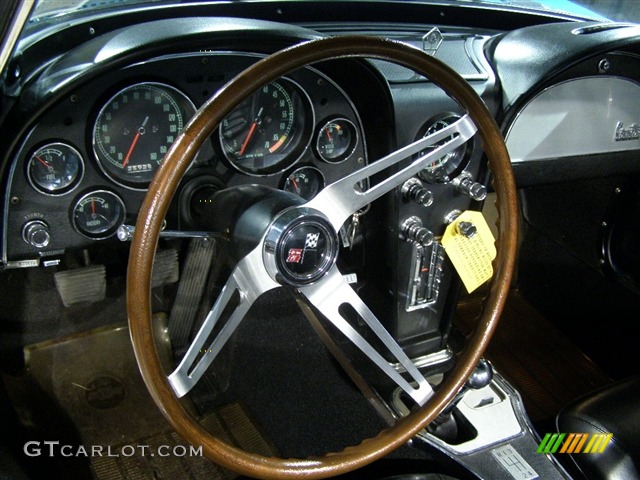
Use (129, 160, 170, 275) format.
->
(315, 117, 359, 164)
(71, 189, 126, 240)
(282, 165, 325, 200)
(218, 77, 315, 176)
(92, 82, 197, 191)
(415, 113, 472, 184)
(26, 142, 85, 196)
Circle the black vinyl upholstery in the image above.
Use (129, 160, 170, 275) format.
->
(556, 376, 640, 480)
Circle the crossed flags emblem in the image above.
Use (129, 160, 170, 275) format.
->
(304, 233, 319, 249)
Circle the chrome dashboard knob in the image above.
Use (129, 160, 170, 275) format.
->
(401, 178, 434, 207)
(454, 174, 487, 201)
(401, 216, 434, 247)
(22, 220, 51, 248)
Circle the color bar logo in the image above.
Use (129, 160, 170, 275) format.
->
(537, 433, 613, 454)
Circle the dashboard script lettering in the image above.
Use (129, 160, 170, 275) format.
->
(614, 121, 640, 141)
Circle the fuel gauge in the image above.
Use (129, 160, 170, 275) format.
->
(72, 190, 126, 239)
(27, 143, 83, 195)
(283, 166, 324, 200)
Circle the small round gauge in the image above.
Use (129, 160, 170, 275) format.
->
(219, 80, 312, 175)
(27, 143, 83, 195)
(93, 82, 196, 189)
(416, 114, 470, 183)
(72, 190, 126, 239)
(283, 166, 325, 200)
(316, 118, 358, 163)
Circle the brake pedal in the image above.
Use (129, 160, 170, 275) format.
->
(54, 264, 106, 307)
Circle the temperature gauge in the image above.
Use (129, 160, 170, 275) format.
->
(316, 118, 358, 163)
(72, 190, 126, 239)
(283, 166, 325, 200)
(27, 143, 84, 195)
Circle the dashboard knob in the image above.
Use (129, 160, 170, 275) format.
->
(401, 216, 434, 247)
(454, 174, 487, 201)
(456, 221, 477, 238)
(22, 220, 51, 248)
(401, 178, 433, 207)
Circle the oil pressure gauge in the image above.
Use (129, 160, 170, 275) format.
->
(283, 166, 324, 200)
(72, 190, 126, 239)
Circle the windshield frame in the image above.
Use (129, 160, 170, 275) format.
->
(26, 0, 615, 28)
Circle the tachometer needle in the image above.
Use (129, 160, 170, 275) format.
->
(239, 107, 263, 156)
(122, 116, 149, 168)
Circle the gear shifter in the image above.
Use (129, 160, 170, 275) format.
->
(427, 359, 494, 443)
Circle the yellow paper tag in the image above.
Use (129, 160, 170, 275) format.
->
(441, 210, 496, 293)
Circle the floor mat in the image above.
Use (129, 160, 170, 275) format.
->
(455, 289, 613, 423)
(3, 317, 275, 479)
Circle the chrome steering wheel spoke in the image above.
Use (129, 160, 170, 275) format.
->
(299, 267, 434, 406)
(166, 115, 476, 403)
(305, 114, 477, 229)
(167, 246, 278, 397)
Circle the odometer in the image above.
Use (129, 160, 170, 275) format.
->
(92, 82, 195, 189)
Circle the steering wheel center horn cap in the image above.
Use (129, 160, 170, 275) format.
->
(264, 207, 339, 287)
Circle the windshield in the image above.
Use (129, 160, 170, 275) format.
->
(26, 0, 640, 24)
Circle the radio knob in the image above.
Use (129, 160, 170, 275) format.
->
(22, 220, 50, 248)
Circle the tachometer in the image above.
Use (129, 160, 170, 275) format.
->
(219, 79, 312, 175)
(92, 82, 196, 189)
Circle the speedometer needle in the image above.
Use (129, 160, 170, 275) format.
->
(239, 107, 263, 156)
(122, 116, 149, 168)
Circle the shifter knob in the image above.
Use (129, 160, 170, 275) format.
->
(442, 358, 493, 415)
(465, 358, 493, 390)
(428, 359, 494, 442)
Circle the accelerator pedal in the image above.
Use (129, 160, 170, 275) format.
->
(168, 238, 216, 352)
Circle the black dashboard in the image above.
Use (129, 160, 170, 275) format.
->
(3, 48, 373, 264)
(1, 5, 640, 358)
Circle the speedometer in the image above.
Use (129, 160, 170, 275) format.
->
(219, 79, 313, 175)
(92, 82, 196, 189)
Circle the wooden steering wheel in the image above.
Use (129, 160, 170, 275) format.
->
(127, 35, 518, 479)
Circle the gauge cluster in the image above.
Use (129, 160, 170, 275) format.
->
(2, 52, 368, 265)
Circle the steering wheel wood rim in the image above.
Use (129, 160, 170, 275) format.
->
(127, 35, 518, 479)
